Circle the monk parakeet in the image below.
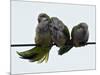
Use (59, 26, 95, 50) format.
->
(71, 22, 89, 47)
(56, 22, 89, 55)
(17, 13, 52, 63)
(49, 17, 72, 55)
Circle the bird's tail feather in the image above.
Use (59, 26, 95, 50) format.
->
(29, 47, 50, 63)
(16, 47, 38, 59)
(36, 52, 49, 63)
(17, 46, 51, 63)
(58, 45, 73, 55)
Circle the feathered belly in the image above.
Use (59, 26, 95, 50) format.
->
(35, 32, 52, 47)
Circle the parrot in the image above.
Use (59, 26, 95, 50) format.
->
(71, 22, 89, 47)
(49, 17, 72, 55)
(56, 22, 89, 55)
(17, 13, 53, 63)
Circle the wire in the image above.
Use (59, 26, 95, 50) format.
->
(11, 42, 96, 47)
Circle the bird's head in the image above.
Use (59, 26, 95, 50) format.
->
(78, 22, 88, 31)
(50, 17, 65, 31)
(38, 13, 50, 23)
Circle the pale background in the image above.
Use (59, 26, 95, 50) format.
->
(11, 1, 95, 74)
(0, 0, 100, 75)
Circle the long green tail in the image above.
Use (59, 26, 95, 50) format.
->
(17, 46, 51, 63)
(17, 47, 38, 59)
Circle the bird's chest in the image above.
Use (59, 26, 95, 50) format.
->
(52, 30, 66, 47)
(35, 31, 51, 46)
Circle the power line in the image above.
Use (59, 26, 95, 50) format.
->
(11, 42, 96, 47)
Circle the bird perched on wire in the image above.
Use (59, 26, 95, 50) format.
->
(49, 17, 72, 55)
(71, 22, 89, 47)
(58, 22, 89, 55)
(17, 13, 53, 63)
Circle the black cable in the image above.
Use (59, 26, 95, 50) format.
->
(11, 42, 96, 47)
